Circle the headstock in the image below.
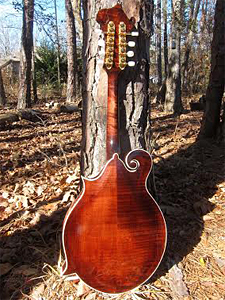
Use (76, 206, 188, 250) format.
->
(96, 4, 138, 72)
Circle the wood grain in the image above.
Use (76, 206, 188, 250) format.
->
(62, 150, 166, 294)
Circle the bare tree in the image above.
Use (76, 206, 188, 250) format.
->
(200, 0, 225, 138)
(81, 0, 154, 177)
(0, 68, 6, 106)
(164, 0, 183, 114)
(17, 0, 34, 109)
(65, 0, 77, 102)
(156, 0, 162, 86)
(163, 0, 168, 79)
(182, 0, 201, 92)
(54, 0, 61, 87)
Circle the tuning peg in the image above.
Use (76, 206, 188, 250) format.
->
(128, 61, 135, 67)
(127, 51, 134, 58)
(131, 31, 139, 37)
(128, 41, 135, 47)
(98, 39, 105, 47)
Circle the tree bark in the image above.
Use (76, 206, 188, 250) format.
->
(182, 0, 201, 92)
(162, 0, 168, 79)
(200, 0, 225, 138)
(17, 0, 34, 109)
(65, 0, 78, 103)
(32, 46, 38, 103)
(54, 0, 61, 87)
(164, 0, 183, 114)
(81, 0, 154, 177)
(0, 69, 6, 106)
(156, 0, 162, 86)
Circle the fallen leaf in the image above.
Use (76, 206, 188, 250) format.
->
(23, 181, 36, 196)
(29, 282, 45, 299)
(85, 292, 96, 300)
(169, 264, 189, 298)
(76, 280, 91, 297)
(61, 191, 71, 203)
(199, 257, 206, 267)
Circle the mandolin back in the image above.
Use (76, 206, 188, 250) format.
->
(62, 150, 167, 294)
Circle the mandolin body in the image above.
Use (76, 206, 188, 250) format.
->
(62, 149, 166, 294)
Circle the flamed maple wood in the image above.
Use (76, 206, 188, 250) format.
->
(62, 150, 166, 293)
(62, 4, 167, 294)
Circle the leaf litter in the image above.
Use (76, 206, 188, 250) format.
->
(0, 103, 224, 299)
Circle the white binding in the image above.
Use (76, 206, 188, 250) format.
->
(61, 148, 167, 295)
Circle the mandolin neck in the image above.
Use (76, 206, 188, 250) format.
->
(106, 70, 120, 160)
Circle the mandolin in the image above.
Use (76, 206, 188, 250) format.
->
(62, 4, 167, 294)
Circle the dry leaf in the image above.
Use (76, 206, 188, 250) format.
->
(199, 257, 206, 267)
(29, 282, 45, 300)
(23, 181, 36, 196)
(169, 264, 189, 298)
(85, 292, 96, 300)
(61, 191, 71, 203)
(14, 195, 29, 208)
(76, 280, 91, 297)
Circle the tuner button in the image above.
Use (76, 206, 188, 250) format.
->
(128, 61, 135, 67)
(98, 39, 105, 47)
(128, 41, 135, 47)
(131, 31, 139, 37)
(127, 51, 134, 57)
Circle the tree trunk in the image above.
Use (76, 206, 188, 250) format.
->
(54, 0, 61, 87)
(17, 0, 34, 109)
(65, 0, 77, 103)
(163, 0, 168, 79)
(0, 69, 6, 106)
(200, 0, 225, 138)
(81, 0, 154, 177)
(156, 0, 162, 86)
(32, 46, 38, 103)
(182, 0, 201, 92)
(164, 0, 183, 114)
(72, 0, 83, 41)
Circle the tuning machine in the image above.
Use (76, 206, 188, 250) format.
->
(130, 31, 139, 37)
(128, 61, 135, 67)
(105, 21, 115, 69)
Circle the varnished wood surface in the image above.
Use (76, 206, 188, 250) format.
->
(106, 71, 120, 159)
(62, 150, 167, 294)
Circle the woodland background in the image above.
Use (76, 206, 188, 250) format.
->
(0, 0, 225, 299)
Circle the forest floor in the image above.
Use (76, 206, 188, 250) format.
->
(0, 101, 224, 300)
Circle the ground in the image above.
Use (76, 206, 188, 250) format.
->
(0, 102, 224, 300)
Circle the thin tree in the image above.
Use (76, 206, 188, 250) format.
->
(54, 0, 61, 87)
(200, 0, 225, 138)
(182, 0, 201, 91)
(163, 0, 168, 79)
(0, 68, 6, 106)
(81, 0, 154, 177)
(17, 0, 34, 109)
(65, 0, 77, 102)
(156, 0, 162, 86)
(164, 0, 183, 114)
